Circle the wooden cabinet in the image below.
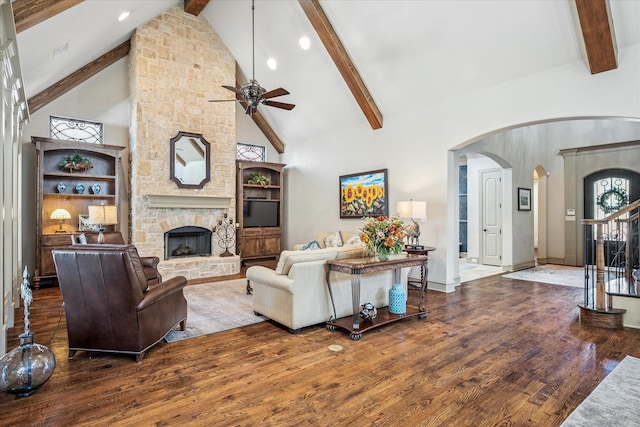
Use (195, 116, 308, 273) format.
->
(236, 161, 285, 261)
(33, 137, 124, 287)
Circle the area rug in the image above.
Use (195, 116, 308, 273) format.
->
(561, 355, 640, 426)
(164, 279, 265, 343)
(502, 265, 584, 288)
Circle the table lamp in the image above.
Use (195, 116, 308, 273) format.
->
(397, 200, 427, 248)
(87, 204, 118, 243)
(50, 208, 71, 233)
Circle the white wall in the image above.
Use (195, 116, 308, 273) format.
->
(282, 43, 640, 291)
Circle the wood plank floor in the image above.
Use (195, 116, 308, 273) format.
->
(2, 271, 640, 426)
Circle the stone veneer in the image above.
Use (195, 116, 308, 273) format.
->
(128, 7, 240, 280)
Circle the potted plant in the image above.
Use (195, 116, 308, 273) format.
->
(247, 172, 270, 186)
(59, 152, 94, 173)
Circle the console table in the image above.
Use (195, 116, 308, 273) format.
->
(325, 254, 429, 340)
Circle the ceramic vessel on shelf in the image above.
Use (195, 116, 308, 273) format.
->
(91, 184, 101, 194)
(389, 283, 406, 314)
(75, 184, 85, 194)
(56, 182, 66, 193)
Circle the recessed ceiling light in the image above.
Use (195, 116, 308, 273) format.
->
(118, 11, 130, 22)
(299, 37, 310, 50)
(267, 58, 277, 70)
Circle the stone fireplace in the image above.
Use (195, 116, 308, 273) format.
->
(128, 7, 240, 281)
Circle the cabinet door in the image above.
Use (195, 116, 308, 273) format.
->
(242, 235, 263, 258)
(261, 228, 281, 256)
(40, 234, 73, 276)
(262, 235, 281, 256)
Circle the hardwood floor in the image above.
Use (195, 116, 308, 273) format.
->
(3, 271, 640, 426)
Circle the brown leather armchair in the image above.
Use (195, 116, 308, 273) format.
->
(52, 244, 187, 362)
(71, 232, 162, 286)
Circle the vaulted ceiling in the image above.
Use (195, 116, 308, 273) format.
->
(12, 0, 640, 152)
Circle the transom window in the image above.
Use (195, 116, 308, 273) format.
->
(237, 143, 265, 161)
(49, 116, 103, 144)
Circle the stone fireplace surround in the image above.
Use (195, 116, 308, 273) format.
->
(128, 7, 240, 281)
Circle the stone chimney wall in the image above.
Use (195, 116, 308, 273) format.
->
(129, 6, 239, 280)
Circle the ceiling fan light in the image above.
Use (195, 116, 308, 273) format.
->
(299, 37, 311, 50)
(267, 58, 277, 70)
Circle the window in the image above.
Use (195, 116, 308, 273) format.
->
(50, 116, 103, 144)
(237, 143, 265, 161)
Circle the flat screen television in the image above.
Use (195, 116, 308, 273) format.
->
(243, 200, 279, 227)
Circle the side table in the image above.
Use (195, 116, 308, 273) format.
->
(325, 254, 429, 340)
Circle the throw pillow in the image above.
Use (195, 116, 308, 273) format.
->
(344, 235, 362, 247)
(301, 240, 322, 251)
(324, 231, 343, 248)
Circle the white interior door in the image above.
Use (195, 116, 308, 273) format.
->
(481, 170, 502, 266)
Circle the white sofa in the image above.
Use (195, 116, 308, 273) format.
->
(247, 244, 409, 333)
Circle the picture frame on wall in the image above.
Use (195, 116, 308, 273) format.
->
(518, 187, 532, 211)
(339, 168, 388, 218)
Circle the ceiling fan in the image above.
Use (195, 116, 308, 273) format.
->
(209, 0, 295, 115)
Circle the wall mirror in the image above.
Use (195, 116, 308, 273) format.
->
(170, 131, 211, 189)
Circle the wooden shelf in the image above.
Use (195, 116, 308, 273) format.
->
(33, 137, 124, 288)
(237, 160, 285, 261)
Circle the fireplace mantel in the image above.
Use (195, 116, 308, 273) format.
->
(145, 194, 233, 209)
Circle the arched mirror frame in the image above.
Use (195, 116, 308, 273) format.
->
(169, 131, 211, 189)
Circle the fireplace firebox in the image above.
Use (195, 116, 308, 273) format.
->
(164, 226, 212, 260)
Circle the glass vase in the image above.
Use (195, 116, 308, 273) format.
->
(0, 332, 56, 397)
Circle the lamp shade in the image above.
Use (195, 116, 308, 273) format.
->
(50, 208, 71, 220)
(87, 205, 118, 225)
(397, 200, 427, 221)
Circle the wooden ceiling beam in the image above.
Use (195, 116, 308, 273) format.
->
(184, 0, 210, 16)
(235, 81, 285, 154)
(13, 0, 83, 33)
(575, 0, 617, 74)
(28, 40, 130, 114)
(298, 0, 383, 130)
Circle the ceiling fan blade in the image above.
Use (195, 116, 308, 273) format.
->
(262, 87, 290, 99)
(263, 100, 296, 110)
(222, 85, 243, 95)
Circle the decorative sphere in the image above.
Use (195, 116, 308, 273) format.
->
(360, 302, 377, 321)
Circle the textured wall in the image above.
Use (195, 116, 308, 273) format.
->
(129, 6, 239, 279)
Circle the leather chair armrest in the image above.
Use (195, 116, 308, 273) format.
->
(137, 276, 187, 311)
(140, 256, 160, 269)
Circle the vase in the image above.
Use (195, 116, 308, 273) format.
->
(91, 184, 101, 194)
(56, 182, 66, 193)
(0, 332, 56, 396)
(75, 184, 85, 194)
(389, 283, 406, 314)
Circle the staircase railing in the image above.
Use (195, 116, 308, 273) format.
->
(582, 199, 640, 312)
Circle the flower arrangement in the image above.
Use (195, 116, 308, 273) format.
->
(360, 214, 405, 260)
(59, 152, 94, 172)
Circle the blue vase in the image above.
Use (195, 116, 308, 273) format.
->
(75, 184, 85, 194)
(389, 283, 406, 314)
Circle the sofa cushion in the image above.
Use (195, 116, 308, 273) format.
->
(275, 248, 338, 275)
(324, 231, 343, 248)
(300, 240, 322, 251)
(344, 234, 362, 246)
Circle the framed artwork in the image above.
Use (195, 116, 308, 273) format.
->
(78, 214, 99, 231)
(339, 169, 388, 218)
(518, 187, 531, 211)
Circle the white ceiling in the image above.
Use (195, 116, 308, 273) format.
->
(14, 0, 640, 147)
